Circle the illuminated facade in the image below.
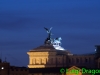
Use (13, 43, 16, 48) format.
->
(27, 27, 100, 69)
(27, 44, 100, 69)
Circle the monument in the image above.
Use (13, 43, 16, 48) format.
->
(27, 27, 99, 70)
(44, 27, 53, 45)
(27, 27, 69, 68)
(44, 27, 65, 50)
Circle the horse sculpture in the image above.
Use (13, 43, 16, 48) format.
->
(44, 27, 62, 45)
(53, 37, 62, 45)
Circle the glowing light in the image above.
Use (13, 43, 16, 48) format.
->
(53, 45, 65, 50)
(1, 67, 4, 69)
(95, 49, 96, 51)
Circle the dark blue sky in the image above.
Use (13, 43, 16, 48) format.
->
(0, 0, 100, 66)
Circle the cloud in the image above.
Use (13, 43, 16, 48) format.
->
(0, 15, 40, 31)
(0, 0, 100, 32)
(0, 0, 100, 66)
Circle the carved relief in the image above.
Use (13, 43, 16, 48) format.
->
(36, 58, 41, 64)
(32, 58, 36, 64)
(42, 58, 46, 64)
(29, 52, 49, 56)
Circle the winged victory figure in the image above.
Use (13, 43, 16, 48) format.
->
(44, 27, 53, 44)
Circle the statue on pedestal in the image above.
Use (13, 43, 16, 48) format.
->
(44, 27, 53, 45)
(53, 37, 62, 45)
(44, 27, 64, 50)
(44, 27, 62, 46)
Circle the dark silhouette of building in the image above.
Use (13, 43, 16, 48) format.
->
(0, 59, 28, 75)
